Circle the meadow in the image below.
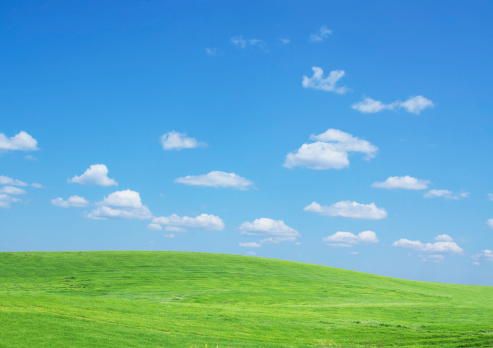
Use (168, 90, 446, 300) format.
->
(0, 251, 491, 347)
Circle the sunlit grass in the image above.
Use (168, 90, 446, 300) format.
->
(0, 251, 492, 347)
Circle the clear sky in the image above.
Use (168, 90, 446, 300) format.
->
(1, 0, 493, 285)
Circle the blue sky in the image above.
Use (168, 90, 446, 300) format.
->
(1, 0, 493, 285)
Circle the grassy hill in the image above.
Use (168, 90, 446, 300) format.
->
(0, 251, 491, 347)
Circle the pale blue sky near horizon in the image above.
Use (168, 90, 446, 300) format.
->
(1, 0, 493, 285)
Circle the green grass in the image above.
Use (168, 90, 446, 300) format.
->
(0, 251, 492, 347)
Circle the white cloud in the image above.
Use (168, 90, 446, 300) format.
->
(487, 219, 493, 229)
(309, 25, 332, 42)
(0, 186, 26, 195)
(230, 36, 266, 50)
(161, 131, 206, 150)
(239, 242, 261, 248)
(304, 201, 387, 220)
(51, 195, 89, 208)
(69, 164, 118, 186)
(392, 235, 463, 254)
(86, 190, 152, 220)
(240, 218, 300, 243)
(488, 193, 493, 201)
(164, 234, 175, 238)
(302, 67, 348, 94)
(0, 194, 21, 208)
(372, 176, 430, 190)
(284, 129, 377, 170)
(0, 131, 38, 151)
(352, 96, 434, 115)
(152, 213, 224, 230)
(0, 176, 27, 187)
(205, 47, 217, 56)
(424, 189, 469, 200)
(175, 171, 254, 190)
(280, 38, 290, 44)
(323, 231, 378, 248)
(473, 250, 493, 262)
(435, 234, 454, 242)
(147, 223, 162, 231)
(31, 183, 44, 189)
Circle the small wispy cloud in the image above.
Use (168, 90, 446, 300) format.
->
(51, 195, 89, 208)
(352, 96, 434, 114)
(175, 171, 254, 190)
(302, 67, 348, 94)
(304, 201, 387, 220)
(309, 25, 332, 42)
(424, 189, 469, 200)
(205, 47, 218, 56)
(230, 36, 267, 50)
(372, 176, 430, 190)
(280, 38, 290, 44)
(161, 131, 206, 151)
(323, 231, 378, 248)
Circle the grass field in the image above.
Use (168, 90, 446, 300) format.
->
(0, 251, 492, 347)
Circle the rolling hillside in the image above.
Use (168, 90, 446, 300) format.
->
(0, 251, 491, 347)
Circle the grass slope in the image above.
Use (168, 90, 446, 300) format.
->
(0, 251, 492, 347)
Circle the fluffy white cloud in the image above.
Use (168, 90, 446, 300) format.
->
(51, 195, 89, 208)
(239, 242, 261, 248)
(0, 176, 27, 187)
(435, 234, 454, 242)
(352, 96, 434, 115)
(0, 186, 26, 195)
(152, 213, 224, 230)
(86, 190, 151, 220)
(392, 235, 463, 254)
(161, 131, 206, 150)
(424, 189, 469, 200)
(372, 176, 430, 190)
(147, 223, 162, 231)
(240, 218, 300, 243)
(230, 36, 266, 50)
(175, 171, 254, 190)
(309, 25, 332, 42)
(0, 194, 21, 208)
(284, 129, 377, 170)
(323, 231, 378, 248)
(69, 164, 118, 186)
(304, 201, 387, 220)
(0, 131, 38, 151)
(487, 219, 493, 229)
(302, 67, 348, 94)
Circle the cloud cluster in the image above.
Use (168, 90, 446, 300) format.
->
(392, 234, 463, 254)
(240, 218, 300, 244)
(473, 250, 493, 265)
(284, 129, 377, 170)
(0, 131, 38, 151)
(309, 25, 332, 42)
(424, 189, 469, 200)
(86, 190, 152, 220)
(352, 96, 434, 114)
(304, 201, 387, 220)
(302, 67, 348, 94)
(0, 186, 26, 195)
(0, 176, 28, 186)
(323, 231, 378, 247)
(52, 195, 89, 208)
(69, 164, 118, 186)
(161, 131, 206, 150)
(152, 213, 224, 231)
(372, 176, 430, 190)
(175, 171, 254, 190)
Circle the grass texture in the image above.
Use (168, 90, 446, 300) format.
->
(0, 251, 492, 347)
